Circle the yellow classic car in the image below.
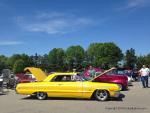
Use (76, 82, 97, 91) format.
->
(16, 68, 121, 101)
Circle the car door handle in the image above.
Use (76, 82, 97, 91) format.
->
(58, 84, 63, 86)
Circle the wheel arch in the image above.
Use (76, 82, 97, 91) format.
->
(91, 89, 110, 99)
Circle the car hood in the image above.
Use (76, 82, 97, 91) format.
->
(90, 67, 117, 81)
(24, 67, 47, 81)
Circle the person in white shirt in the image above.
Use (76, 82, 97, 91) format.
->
(139, 65, 150, 88)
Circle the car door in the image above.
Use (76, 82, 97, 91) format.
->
(56, 75, 83, 98)
(44, 75, 83, 98)
(58, 81, 83, 98)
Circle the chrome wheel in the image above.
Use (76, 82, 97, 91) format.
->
(36, 92, 47, 100)
(94, 90, 108, 101)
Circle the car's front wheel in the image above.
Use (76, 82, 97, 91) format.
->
(36, 92, 47, 100)
(94, 90, 109, 101)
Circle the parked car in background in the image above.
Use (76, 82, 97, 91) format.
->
(15, 67, 48, 84)
(116, 68, 133, 85)
(0, 75, 3, 92)
(16, 69, 121, 101)
(93, 71, 128, 90)
(83, 67, 128, 90)
(15, 73, 36, 83)
(131, 69, 139, 81)
(1, 69, 16, 89)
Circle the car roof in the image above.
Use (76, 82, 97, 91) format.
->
(51, 72, 76, 75)
(44, 72, 77, 81)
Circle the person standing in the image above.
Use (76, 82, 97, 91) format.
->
(88, 66, 96, 79)
(139, 65, 150, 88)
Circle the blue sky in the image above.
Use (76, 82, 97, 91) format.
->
(0, 0, 150, 56)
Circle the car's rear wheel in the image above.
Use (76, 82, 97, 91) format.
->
(36, 92, 47, 100)
(94, 90, 109, 101)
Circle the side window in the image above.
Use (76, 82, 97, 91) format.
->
(71, 74, 82, 81)
(117, 70, 125, 75)
(51, 75, 72, 82)
(106, 70, 116, 76)
(63, 75, 71, 81)
(51, 75, 63, 82)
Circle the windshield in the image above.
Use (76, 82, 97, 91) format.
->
(106, 69, 127, 76)
(77, 72, 104, 81)
(76, 73, 91, 81)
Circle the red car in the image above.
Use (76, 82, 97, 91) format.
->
(15, 67, 48, 83)
(94, 73, 128, 90)
(84, 68, 128, 90)
(15, 73, 36, 83)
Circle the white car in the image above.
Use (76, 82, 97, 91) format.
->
(0, 76, 3, 82)
(128, 76, 133, 86)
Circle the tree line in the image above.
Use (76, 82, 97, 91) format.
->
(0, 42, 149, 74)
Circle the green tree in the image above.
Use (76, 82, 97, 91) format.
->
(87, 42, 123, 69)
(48, 48, 65, 71)
(13, 59, 25, 73)
(21, 54, 34, 67)
(144, 54, 150, 68)
(124, 48, 137, 69)
(66, 45, 85, 71)
(0, 55, 8, 72)
(7, 54, 22, 69)
(39, 54, 49, 72)
(136, 55, 146, 69)
(7, 54, 34, 72)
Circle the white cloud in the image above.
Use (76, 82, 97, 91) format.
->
(16, 12, 93, 34)
(35, 11, 68, 19)
(118, 0, 150, 10)
(0, 41, 23, 46)
(127, 0, 149, 8)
